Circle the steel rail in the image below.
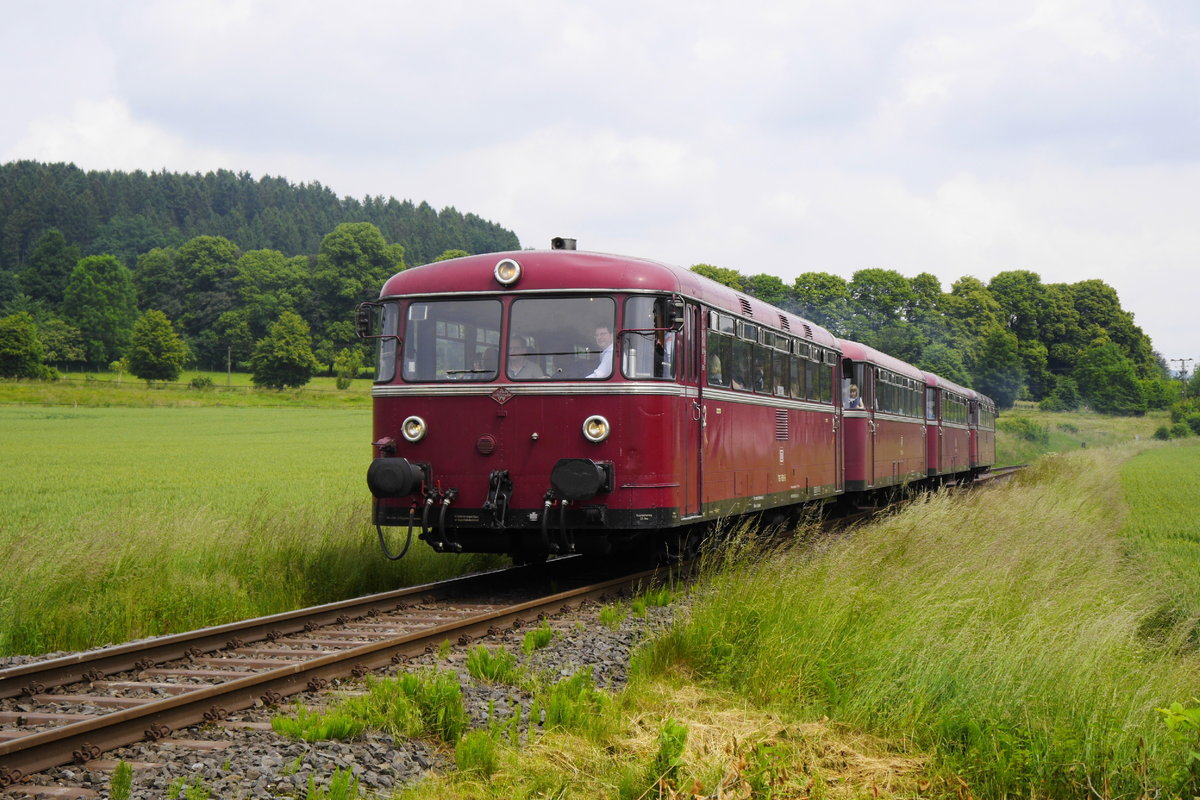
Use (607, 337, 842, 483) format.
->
(0, 560, 590, 702)
(0, 566, 662, 787)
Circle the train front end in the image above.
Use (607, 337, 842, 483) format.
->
(357, 248, 689, 561)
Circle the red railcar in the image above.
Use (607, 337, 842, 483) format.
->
(357, 243, 997, 560)
(922, 371, 975, 480)
(970, 393, 998, 471)
(838, 340, 928, 492)
(358, 245, 841, 559)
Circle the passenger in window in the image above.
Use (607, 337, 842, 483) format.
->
(845, 384, 863, 409)
(586, 325, 614, 378)
(509, 346, 545, 379)
(471, 347, 499, 378)
(708, 355, 726, 386)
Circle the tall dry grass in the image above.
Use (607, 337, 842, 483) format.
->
(635, 444, 1200, 796)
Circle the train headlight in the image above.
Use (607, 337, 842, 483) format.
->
(494, 258, 522, 286)
(401, 415, 428, 443)
(582, 415, 611, 443)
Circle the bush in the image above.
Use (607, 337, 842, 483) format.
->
(1188, 414, 1200, 436)
(1154, 426, 1172, 441)
(998, 416, 1050, 444)
(1170, 422, 1191, 439)
(189, 375, 214, 391)
(1039, 377, 1082, 412)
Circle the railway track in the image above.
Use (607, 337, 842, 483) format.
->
(0, 558, 676, 793)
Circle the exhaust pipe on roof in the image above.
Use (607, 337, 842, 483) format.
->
(551, 237, 576, 250)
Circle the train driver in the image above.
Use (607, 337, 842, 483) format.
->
(586, 325, 614, 378)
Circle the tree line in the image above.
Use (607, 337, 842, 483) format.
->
(0, 161, 518, 270)
(692, 264, 1169, 414)
(0, 222, 472, 387)
(0, 159, 1173, 410)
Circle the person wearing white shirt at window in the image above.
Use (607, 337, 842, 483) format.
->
(587, 325, 613, 378)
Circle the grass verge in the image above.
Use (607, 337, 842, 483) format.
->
(631, 443, 1200, 797)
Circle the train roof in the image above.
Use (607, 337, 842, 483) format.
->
(922, 370, 977, 400)
(380, 248, 839, 348)
(836, 338, 925, 381)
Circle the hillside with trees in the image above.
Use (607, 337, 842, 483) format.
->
(0, 160, 1172, 411)
(0, 161, 517, 269)
(0, 161, 520, 379)
(693, 264, 1171, 413)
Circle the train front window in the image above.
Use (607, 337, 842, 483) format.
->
(509, 296, 616, 380)
(401, 299, 502, 382)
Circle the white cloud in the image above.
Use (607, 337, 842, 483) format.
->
(4, 98, 231, 174)
(0, 0, 1197, 358)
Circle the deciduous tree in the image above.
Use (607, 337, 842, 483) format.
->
(0, 311, 45, 378)
(312, 223, 404, 334)
(63, 254, 138, 366)
(1074, 339, 1147, 415)
(689, 264, 745, 291)
(128, 309, 188, 383)
(250, 311, 320, 389)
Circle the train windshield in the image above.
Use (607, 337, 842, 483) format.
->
(508, 296, 616, 380)
(402, 299, 502, 382)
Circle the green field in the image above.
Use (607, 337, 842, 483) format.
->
(1120, 444, 1200, 609)
(0, 370, 372, 409)
(6, 377, 1200, 797)
(0, 401, 499, 655)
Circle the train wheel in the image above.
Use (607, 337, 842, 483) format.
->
(657, 528, 702, 564)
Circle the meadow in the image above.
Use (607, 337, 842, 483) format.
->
(6, 375, 1199, 797)
(376, 439, 1200, 800)
(0, 397, 499, 655)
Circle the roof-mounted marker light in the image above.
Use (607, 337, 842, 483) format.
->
(494, 258, 521, 286)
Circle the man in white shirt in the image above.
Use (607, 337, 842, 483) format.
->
(587, 325, 613, 378)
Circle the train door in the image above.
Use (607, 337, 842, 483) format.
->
(864, 365, 877, 486)
(937, 390, 948, 474)
(680, 302, 703, 518)
(834, 358, 845, 493)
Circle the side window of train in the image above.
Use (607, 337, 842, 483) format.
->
(772, 345, 789, 397)
(621, 296, 676, 380)
(789, 351, 804, 400)
(818, 349, 833, 403)
(926, 387, 937, 420)
(732, 322, 756, 391)
(375, 301, 400, 383)
(706, 311, 733, 388)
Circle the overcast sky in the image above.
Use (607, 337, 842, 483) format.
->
(3, 1, 1197, 365)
